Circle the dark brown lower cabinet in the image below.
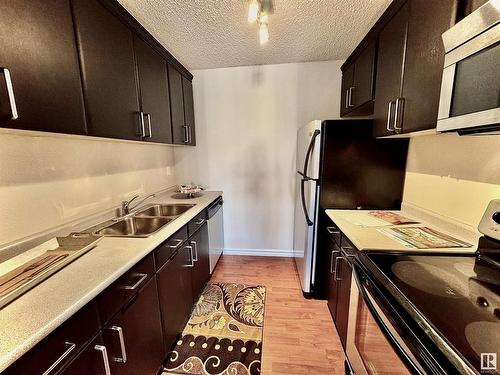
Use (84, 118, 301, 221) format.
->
(190, 223, 210, 299)
(157, 246, 194, 351)
(326, 238, 341, 318)
(62, 334, 110, 375)
(102, 276, 164, 375)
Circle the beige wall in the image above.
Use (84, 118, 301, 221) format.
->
(403, 132, 500, 232)
(175, 60, 343, 254)
(0, 130, 176, 246)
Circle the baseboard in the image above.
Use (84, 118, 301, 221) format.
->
(222, 248, 294, 257)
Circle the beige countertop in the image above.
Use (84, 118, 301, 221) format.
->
(0, 190, 222, 372)
(325, 209, 479, 253)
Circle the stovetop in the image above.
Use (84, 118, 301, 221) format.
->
(366, 249, 499, 374)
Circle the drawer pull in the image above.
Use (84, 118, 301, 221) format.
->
(110, 326, 127, 363)
(190, 240, 198, 261)
(334, 256, 347, 281)
(194, 218, 205, 225)
(166, 239, 183, 249)
(326, 227, 340, 235)
(122, 273, 148, 290)
(94, 345, 112, 375)
(330, 250, 340, 274)
(42, 342, 76, 375)
(186, 245, 195, 267)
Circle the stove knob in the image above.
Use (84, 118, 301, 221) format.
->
(476, 296, 489, 307)
(493, 211, 500, 224)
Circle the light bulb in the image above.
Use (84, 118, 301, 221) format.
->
(248, 1, 259, 23)
(259, 22, 269, 44)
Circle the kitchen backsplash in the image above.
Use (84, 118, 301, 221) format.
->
(0, 129, 176, 246)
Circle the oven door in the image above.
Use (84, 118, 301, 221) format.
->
(346, 265, 425, 375)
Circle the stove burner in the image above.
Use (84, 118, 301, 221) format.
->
(464, 321, 500, 359)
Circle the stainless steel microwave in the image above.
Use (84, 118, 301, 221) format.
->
(437, 1, 500, 134)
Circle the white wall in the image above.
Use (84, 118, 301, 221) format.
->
(403, 132, 500, 232)
(175, 60, 343, 254)
(0, 130, 176, 246)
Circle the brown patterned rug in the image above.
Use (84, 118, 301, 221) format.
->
(163, 283, 266, 375)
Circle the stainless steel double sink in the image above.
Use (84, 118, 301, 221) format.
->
(91, 204, 195, 237)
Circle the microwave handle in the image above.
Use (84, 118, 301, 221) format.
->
(352, 267, 426, 375)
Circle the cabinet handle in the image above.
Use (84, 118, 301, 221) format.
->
(139, 111, 146, 138)
(122, 272, 148, 290)
(94, 345, 112, 375)
(345, 89, 350, 109)
(394, 97, 404, 131)
(334, 256, 347, 281)
(0, 68, 18, 120)
(167, 239, 183, 249)
(186, 245, 195, 267)
(188, 125, 193, 144)
(183, 125, 189, 143)
(194, 218, 205, 225)
(41, 342, 76, 375)
(386, 100, 395, 132)
(146, 113, 153, 138)
(330, 250, 340, 274)
(109, 326, 127, 363)
(326, 227, 340, 235)
(347, 87, 355, 108)
(190, 240, 198, 261)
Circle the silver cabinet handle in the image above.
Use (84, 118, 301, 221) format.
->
(330, 250, 340, 274)
(186, 245, 195, 267)
(190, 240, 198, 261)
(347, 86, 355, 108)
(194, 218, 205, 225)
(94, 345, 112, 375)
(138, 111, 146, 138)
(167, 239, 183, 249)
(188, 125, 192, 144)
(394, 97, 403, 131)
(146, 113, 152, 138)
(110, 326, 127, 363)
(386, 100, 395, 132)
(334, 256, 347, 281)
(326, 227, 340, 235)
(122, 272, 148, 290)
(183, 125, 189, 143)
(42, 342, 76, 375)
(345, 89, 350, 109)
(1, 68, 18, 120)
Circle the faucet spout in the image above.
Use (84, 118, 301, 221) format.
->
(121, 193, 156, 216)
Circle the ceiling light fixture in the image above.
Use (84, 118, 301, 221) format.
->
(247, 0, 274, 44)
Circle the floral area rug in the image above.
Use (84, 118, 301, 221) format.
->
(163, 283, 266, 375)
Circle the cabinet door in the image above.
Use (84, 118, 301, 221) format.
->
(103, 277, 164, 375)
(340, 64, 354, 116)
(373, 1, 409, 137)
(351, 41, 376, 109)
(182, 76, 196, 145)
(134, 35, 172, 143)
(335, 258, 353, 349)
(71, 0, 141, 140)
(157, 246, 194, 351)
(62, 334, 111, 375)
(0, 0, 86, 134)
(168, 64, 187, 144)
(400, 0, 456, 133)
(326, 240, 340, 319)
(190, 223, 210, 299)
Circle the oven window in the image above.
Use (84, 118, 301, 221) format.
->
(354, 294, 411, 375)
(451, 41, 500, 117)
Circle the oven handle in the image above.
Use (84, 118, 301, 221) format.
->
(352, 266, 426, 375)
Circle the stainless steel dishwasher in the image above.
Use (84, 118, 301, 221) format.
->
(207, 197, 224, 273)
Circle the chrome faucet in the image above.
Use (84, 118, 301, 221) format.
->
(121, 193, 156, 215)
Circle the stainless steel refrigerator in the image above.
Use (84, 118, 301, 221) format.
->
(293, 119, 408, 295)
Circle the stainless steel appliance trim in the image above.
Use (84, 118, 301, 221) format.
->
(190, 240, 198, 261)
(437, 107, 500, 131)
(94, 345, 112, 375)
(437, 65, 456, 120)
(186, 245, 194, 267)
(394, 98, 404, 131)
(121, 273, 148, 290)
(1, 68, 18, 120)
(146, 113, 152, 138)
(386, 100, 395, 132)
(109, 326, 127, 363)
(444, 24, 500, 67)
(442, 0, 500, 52)
(41, 342, 76, 375)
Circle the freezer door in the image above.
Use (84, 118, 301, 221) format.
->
(296, 120, 322, 179)
(293, 175, 318, 293)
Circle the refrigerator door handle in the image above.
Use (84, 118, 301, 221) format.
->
(302, 129, 320, 178)
(300, 178, 313, 226)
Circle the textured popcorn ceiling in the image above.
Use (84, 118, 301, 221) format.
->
(117, 0, 392, 70)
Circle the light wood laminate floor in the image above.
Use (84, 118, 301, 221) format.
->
(210, 255, 345, 374)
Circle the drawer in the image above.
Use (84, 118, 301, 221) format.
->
(5, 301, 100, 375)
(155, 226, 188, 269)
(188, 210, 207, 237)
(97, 253, 155, 324)
(325, 224, 342, 246)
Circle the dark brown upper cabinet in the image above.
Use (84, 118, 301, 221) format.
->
(0, 0, 86, 134)
(168, 64, 188, 145)
(340, 41, 376, 117)
(182, 77, 196, 146)
(134, 35, 173, 144)
(373, 0, 457, 136)
(71, 0, 141, 141)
